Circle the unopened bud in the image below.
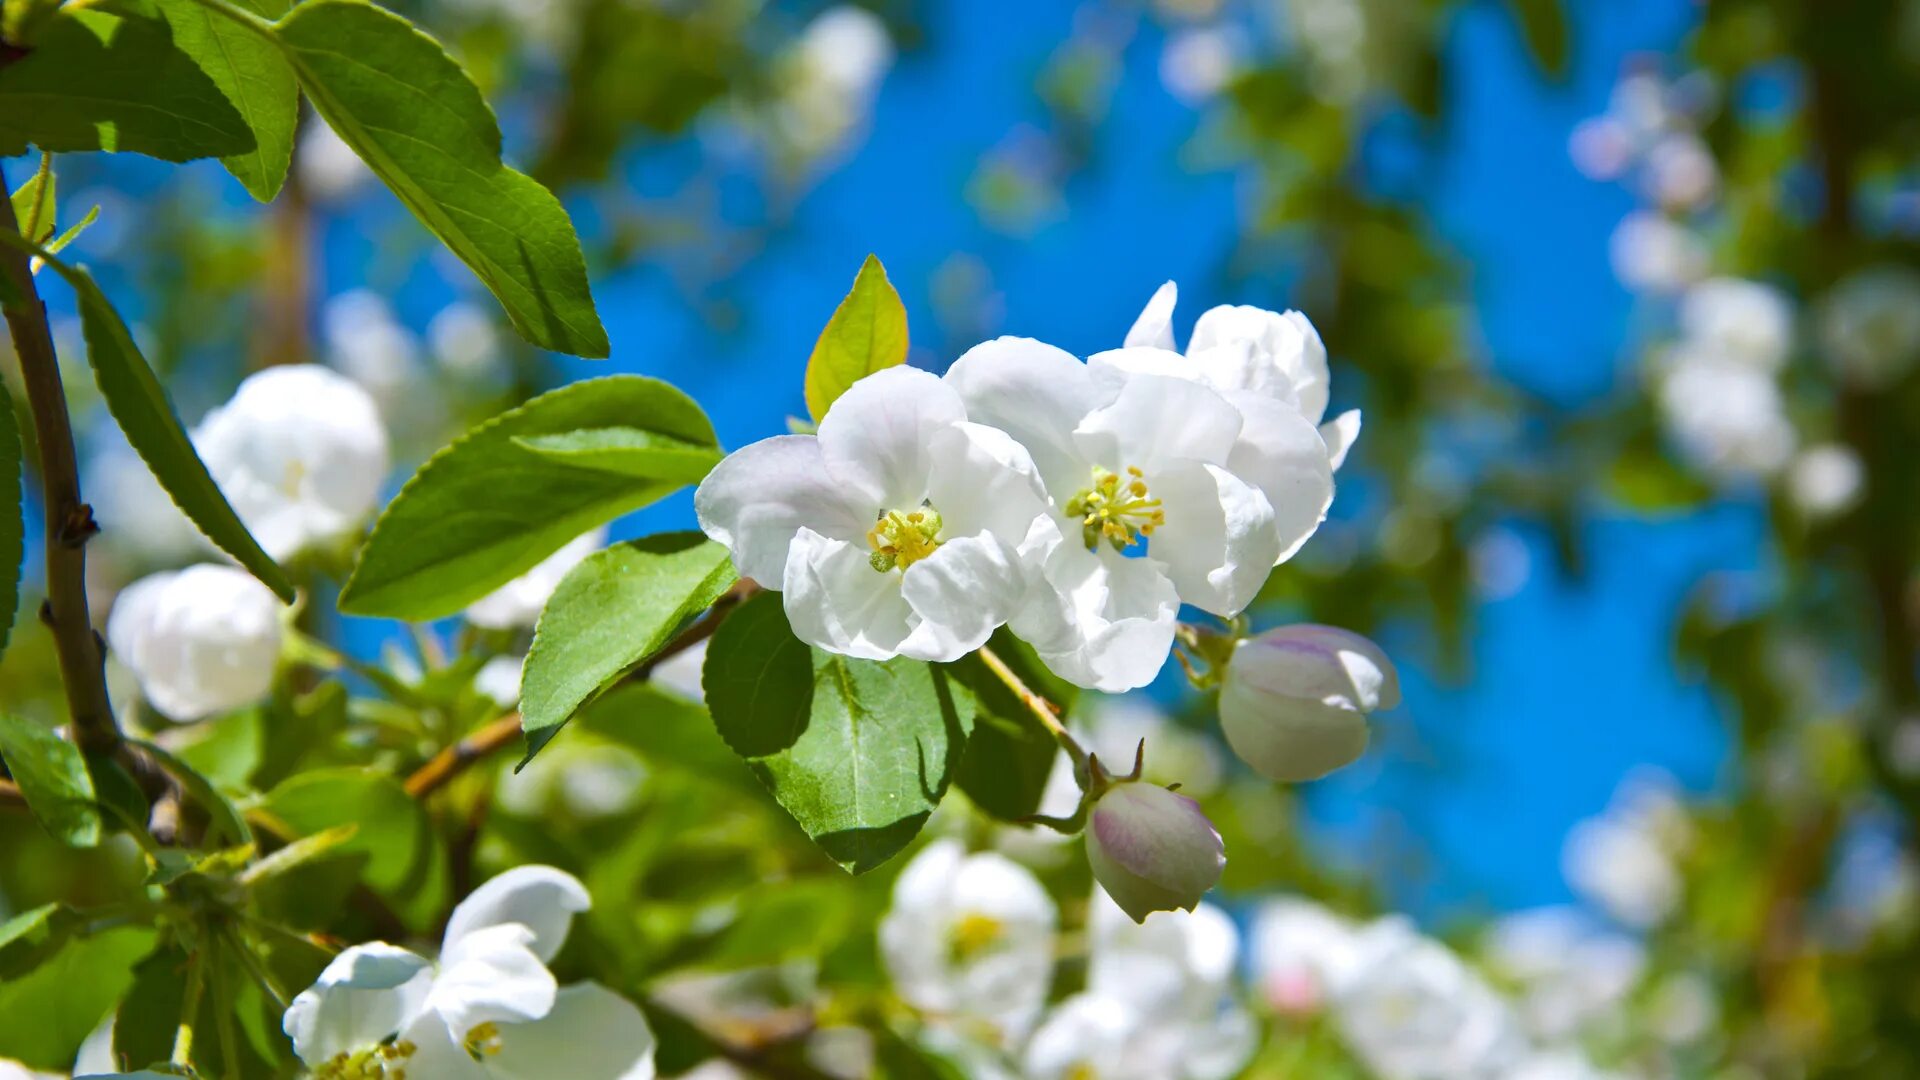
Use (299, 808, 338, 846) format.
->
(1085, 780, 1225, 923)
(1218, 624, 1399, 782)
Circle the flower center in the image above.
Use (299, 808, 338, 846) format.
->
(868, 505, 943, 572)
(316, 1039, 416, 1079)
(465, 1021, 505, 1059)
(948, 910, 1006, 963)
(1064, 465, 1163, 552)
(1066, 1065, 1101, 1080)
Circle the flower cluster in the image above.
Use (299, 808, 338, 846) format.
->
(696, 284, 1352, 693)
(281, 865, 654, 1080)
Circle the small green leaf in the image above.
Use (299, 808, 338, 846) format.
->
(0, 713, 101, 848)
(0, 380, 21, 661)
(158, 0, 298, 200)
(703, 592, 976, 874)
(9, 157, 54, 244)
(271, 0, 607, 356)
(0, 903, 75, 978)
(130, 737, 252, 848)
(805, 254, 909, 422)
(512, 427, 723, 483)
(41, 203, 99, 258)
(0, 922, 154, 1070)
(519, 532, 736, 764)
(339, 376, 718, 621)
(1504, 0, 1569, 78)
(114, 942, 188, 1070)
(261, 767, 447, 932)
(0, 7, 253, 163)
(950, 634, 1075, 822)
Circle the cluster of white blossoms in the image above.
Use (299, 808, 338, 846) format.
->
(879, 839, 1255, 1080)
(696, 283, 1354, 693)
(1561, 768, 1692, 932)
(1654, 276, 1798, 480)
(281, 866, 655, 1080)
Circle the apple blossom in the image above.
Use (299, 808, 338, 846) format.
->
(1329, 917, 1530, 1080)
(879, 838, 1059, 1041)
(1484, 908, 1645, 1042)
(1562, 770, 1690, 929)
(1657, 357, 1795, 478)
(1084, 779, 1225, 922)
(283, 865, 655, 1080)
(697, 366, 1051, 663)
(106, 565, 284, 721)
(1787, 443, 1865, 518)
(465, 528, 607, 629)
(1217, 623, 1400, 782)
(192, 364, 390, 560)
(1678, 277, 1793, 372)
(1250, 897, 1364, 1015)
(946, 337, 1305, 689)
(1818, 265, 1920, 389)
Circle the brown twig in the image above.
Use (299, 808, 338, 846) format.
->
(978, 643, 1086, 777)
(0, 160, 117, 756)
(0, 777, 23, 809)
(403, 581, 758, 798)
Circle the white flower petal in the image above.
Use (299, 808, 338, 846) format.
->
(393, 1011, 492, 1080)
(782, 527, 914, 660)
(465, 529, 606, 630)
(945, 336, 1108, 494)
(923, 422, 1052, 552)
(1149, 463, 1281, 616)
(1188, 306, 1330, 423)
(1319, 409, 1362, 472)
(1075, 373, 1241, 475)
(694, 435, 878, 586)
(425, 923, 558, 1035)
(489, 983, 658, 1080)
(442, 864, 591, 963)
(282, 943, 433, 1065)
(1221, 391, 1335, 563)
(815, 366, 966, 508)
(897, 534, 1027, 662)
(1124, 281, 1179, 350)
(1012, 544, 1179, 692)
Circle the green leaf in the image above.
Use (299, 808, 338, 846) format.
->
(1504, 0, 1569, 78)
(703, 592, 976, 873)
(805, 254, 909, 422)
(130, 737, 252, 847)
(157, 0, 298, 200)
(114, 942, 187, 1070)
(61, 260, 297, 602)
(0, 380, 21, 661)
(339, 376, 718, 621)
(0, 903, 76, 978)
(271, 0, 607, 356)
(0, 713, 101, 848)
(513, 427, 722, 483)
(0, 7, 254, 163)
(950, 634, 1075, 822)
(261, 767, 446, 932)
(9, 157, 55, 244)
(577, 683, 764, 797)
(0, 922, 154, 1070)
(519, 532, 736, 764)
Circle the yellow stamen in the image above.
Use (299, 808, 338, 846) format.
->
(950, 911, 1006, 963)
(1064, 465, 1165, 553)
(868, 505, 944, 572)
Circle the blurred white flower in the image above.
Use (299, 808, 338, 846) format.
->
(1483, 907, 1645, 1042)
(770, 6, 895, 167)
(193, 364, 390, 561)
(84, 435, 204, 564)
(283, 866, 654, 1080)
(1642, 132, 1718, 209)
(465, 528, 607, 630)
(1609, 212, 1707, 292)
(1567, 116, 1635, 181)
(1818, 265, 1920, 388)
(647, 638, 708, 702)
(298, 120, 372, 202)
(1657, 358, 1796, 479)
(476, 655, 525, 707)
(1562, 771, 1690, 930)
(497, 738, 647, 821)
(1786, 443, 1864, 518)
(431, 301, 506, 379)
(1216, 623, 1399, 783)
(1508, 1048, 1630, 1080)
(1085, 780, 1225, 922)
(1249, 897, 1364, 1015)
(1329, 917, 1530, 1080)
(107, 564, 283, 721)
(323, 289, 422, 406)
(1160, 26, 1243, 105)
(1646, 971, 1718, 1045)
(1679, 277, 1794, 372)
(880, 839, 1058, 1041)
(1087, 894, 1255, 1079)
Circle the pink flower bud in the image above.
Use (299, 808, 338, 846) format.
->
(1085, 781, 1225, 923)
(1218, 624, 1399, 782)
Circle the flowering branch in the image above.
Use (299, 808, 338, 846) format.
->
(404, 580, 759, 798)
(976, 642, 1087, 780)
(0, 160, 118, 757)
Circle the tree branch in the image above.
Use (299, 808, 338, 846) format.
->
(404, 581, 758, 798)
(0, 161, 117, 756)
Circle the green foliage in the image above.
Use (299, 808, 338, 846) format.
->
(704, 592, 977, 873)
(8, 158, 54, 244)
(0, 714, 101, 848)
(0, 380, 19, 661)
(519, 532, 736, 764)
(0, 921, 154, 1069)
(261, 767, 447, 932)
(1503, 0, 1569, 78)
(272, 0, 608, 355)
(804, 253, 909, 422)
(130, 738, 252, 848)
(339, 375, 718, 620)
(950, 634, 1075, 822)
(513, 427, 722, 481)
(158, 0, 298, 200)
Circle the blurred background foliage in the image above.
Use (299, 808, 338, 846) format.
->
(6, 0, 1920, 1076)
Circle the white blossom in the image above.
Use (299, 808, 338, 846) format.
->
(323, 289, 421, 403)
(1787, 443, 1864, 518)
(1818, 264, 1920, 388)
(1642, 132, 1718, 209)
(767, 6, 895, 168)
(1657, 357, 1795, 478)
(283, 866, 655, 1080)
(1609, 212, 1707, 292)
(107, 565, 284, 721)
(879, 839, 1058, 1042)
(298, 120, 372, 203)
(1249, 897, 1364, 1015)
(1483, 908, 1645, 1042)
(430, 301, 506, 379)
(697, 366, 1051, 664)
(1216, 623, 1399, 782)
(1160, 26, 1243, 105)
(476, 655, 525, 708)
(466, 529, 606, 630)
(1562, 771, 1690, 930)
(1329, 917, 1530, 1080)
(193, 364, 390, 560)
(1678, 277, 1794, 372)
